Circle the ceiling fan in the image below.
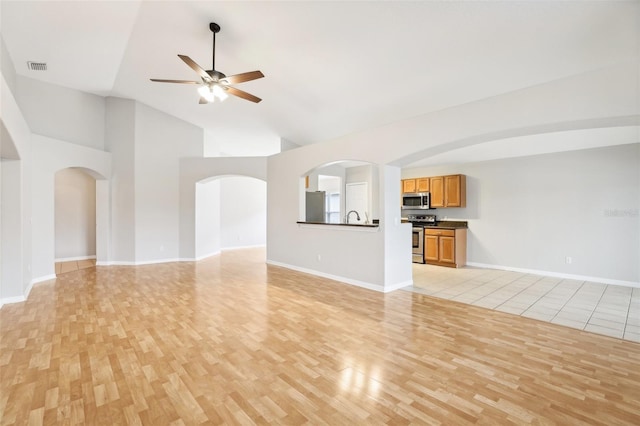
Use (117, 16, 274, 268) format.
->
(150, 22, 264, 104)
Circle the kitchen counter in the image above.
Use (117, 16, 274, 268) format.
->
(296, 221, 379, 228)
(422, 220, 468, 229)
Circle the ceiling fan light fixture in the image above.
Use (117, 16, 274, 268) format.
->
(212, 84, 228, 101)
(151, 22, 263, 104)
(198, 85, 215, 102)
(198, 84, 228, 102)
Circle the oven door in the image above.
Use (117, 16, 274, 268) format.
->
(411, 226, 425, 263)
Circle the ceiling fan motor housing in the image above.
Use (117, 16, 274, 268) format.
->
(207, 70, 226, 81)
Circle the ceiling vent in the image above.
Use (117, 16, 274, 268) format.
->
(27, 61, 47, 71)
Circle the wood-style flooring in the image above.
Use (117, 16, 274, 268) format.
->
(55, 259, 97, 276)
(1, 248, 640, 425)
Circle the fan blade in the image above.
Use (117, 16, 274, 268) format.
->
(220, 71, 264, 85)
(150, 79, 200, 84)
(199, 96, 209, 104)
(178, 54, 212, 82)
(225, 86, 262, 103)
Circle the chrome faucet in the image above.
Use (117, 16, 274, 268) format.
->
(346, 210, 361, 224)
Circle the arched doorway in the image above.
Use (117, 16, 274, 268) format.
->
(195, 175, 267, 260)
(53, 167, 100, 275)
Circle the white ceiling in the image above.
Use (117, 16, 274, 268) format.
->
(1, 1, 638, 160)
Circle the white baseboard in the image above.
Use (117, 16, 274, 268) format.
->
(98, 258, 185, 266)
(385, 279, 414, 292)
(55, 255, 96, 262)
(195, 250, 221, 261)
(0, 275, 55, 308)
(94, 247, 263, 266)
(266, 259, 390, 292)
(0, 295, 25, 307)
(31, 274, 57, 284)
(222, 244, 266, 251)
(466, 262, 640, 289)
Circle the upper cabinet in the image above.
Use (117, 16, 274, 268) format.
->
(402, 178, 429, 194)
(402, 174, 466, 208)
(429, 176, 444, 207)
(444, 174, 465, 207)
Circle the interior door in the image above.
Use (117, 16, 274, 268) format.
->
(345, 182, 368, 224)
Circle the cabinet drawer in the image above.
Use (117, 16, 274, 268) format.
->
(424, 229, 455, 237)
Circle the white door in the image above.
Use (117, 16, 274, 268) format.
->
(345, 182, 368, 224)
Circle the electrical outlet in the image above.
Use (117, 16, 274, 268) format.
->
(317, 254, 321, 262)
(565, 256, 572, 264)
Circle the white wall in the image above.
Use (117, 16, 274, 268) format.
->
(221, 177, 267, 249)
(267, 148, 409, 292)
(54, 168, 96, 260)
(31, 135, 110, 281)
(0, 35, 16, 95)
(195, 180, 221, 260)
(1, 68, 32, 305)
(133, 102, 203, 263)
(105, 97, 136, 262)
(266, 64, 638, 292)
(179, 157, 267, 260)
(403, 143, 640, 285)
(16, 76, 105, 150)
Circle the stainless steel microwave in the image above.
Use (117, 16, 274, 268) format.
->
(402, 192, 430, 209)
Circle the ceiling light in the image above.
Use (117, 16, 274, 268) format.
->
(198, 85, 215, 102)
(198, 84, 227, 103)
(212, 85, 228, 101)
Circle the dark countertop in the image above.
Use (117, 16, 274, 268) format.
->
(422, 221, 468, 229)
(297, 221, 379, 228)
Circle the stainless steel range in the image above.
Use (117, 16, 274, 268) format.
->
(407, 214, 436, 263)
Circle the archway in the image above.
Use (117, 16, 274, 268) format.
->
(195, 175, 267, 261)
(1, 120, 23, 304)
(301, 160, 380, 225)
(54, 168, 97, 275)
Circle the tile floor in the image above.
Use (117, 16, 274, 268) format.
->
(406, 264, 640, 342)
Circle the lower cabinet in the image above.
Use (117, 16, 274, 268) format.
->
(424, 228, 467, 268)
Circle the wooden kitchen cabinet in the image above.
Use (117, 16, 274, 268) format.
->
(402, 179, 416, 193)
(402, 178, 429, 193)
(416, 178, 429, 192)
(427, 174, 465, 208)
(444, 174, 466, 207)
(424, 228, 467, 268)
(402, 174, 466, 207)
(429, 176, 444, 207)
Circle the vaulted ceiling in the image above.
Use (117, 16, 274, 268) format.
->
(2, 1, 638, 161)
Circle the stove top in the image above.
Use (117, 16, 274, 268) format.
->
(407, 214, 436, 224)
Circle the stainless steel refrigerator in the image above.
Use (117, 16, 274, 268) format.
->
(305, 191, 326, 222)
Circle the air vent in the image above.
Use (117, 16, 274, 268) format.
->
(27, 61, 47, 71)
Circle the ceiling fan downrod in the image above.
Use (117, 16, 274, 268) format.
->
(210, 22, 220, 72)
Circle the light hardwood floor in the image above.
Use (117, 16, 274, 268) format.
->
(55, 259, 97, 275)
(2, 248, 640, 424)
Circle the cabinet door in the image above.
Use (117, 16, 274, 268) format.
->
(416, 178, 429, 193)
(444, 175, 461, 207)
(430, 176, 444, 207)
(402, 179, 416, 193)
(424, 235, 439, 262)
(439, 236, 456, 264)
